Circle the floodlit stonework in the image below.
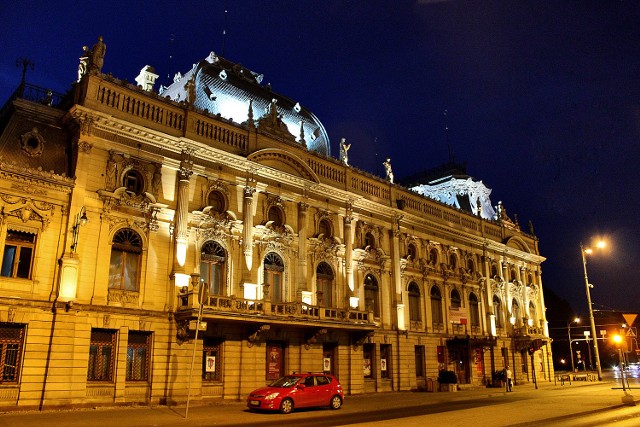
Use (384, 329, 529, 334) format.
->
(0, 46, 552, 409)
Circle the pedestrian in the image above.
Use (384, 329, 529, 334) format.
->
(506, 367, 513, 392)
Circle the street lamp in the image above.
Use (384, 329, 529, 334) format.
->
(581, 240, 606, 381)
(568, 317, 580, 372)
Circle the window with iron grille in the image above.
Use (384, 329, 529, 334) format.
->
(0, 323, 26, 384)
(202, 339, 222, 381)
(87, 329, 116, 382)
(1, 230, 36, 279)
(126, 331, 151, 381)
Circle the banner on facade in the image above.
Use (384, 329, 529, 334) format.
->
(449, 307, 468, 325)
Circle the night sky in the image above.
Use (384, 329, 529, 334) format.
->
(1, 1, 639, 316)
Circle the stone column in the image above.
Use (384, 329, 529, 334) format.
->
(391, 215, 404, 330)
(173, 154, 193, 272)
(242, 178, 257, 271)
(344, 207, 354, 294)
(297, 202, 308, 298)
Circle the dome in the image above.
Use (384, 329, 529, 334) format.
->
(160, 52, 330, 156)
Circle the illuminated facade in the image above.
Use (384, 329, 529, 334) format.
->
(0, 49, 552, 409)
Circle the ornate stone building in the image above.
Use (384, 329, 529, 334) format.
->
(0, 46, 551, 409)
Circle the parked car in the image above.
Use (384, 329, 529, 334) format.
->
(247, 373, 344, 414)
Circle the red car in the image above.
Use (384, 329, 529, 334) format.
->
(247, 373, 344, 414)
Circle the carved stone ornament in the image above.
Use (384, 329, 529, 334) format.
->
(19, 128, 45, 157)
(0, 194, 54, 231)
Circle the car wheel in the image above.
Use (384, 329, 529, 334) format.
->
(330, 395, 342, 410)
(279, 398, 294, 414)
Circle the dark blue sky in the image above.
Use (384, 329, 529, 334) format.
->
(2, 1, 639, 316)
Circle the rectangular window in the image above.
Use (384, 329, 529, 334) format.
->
(126, 331, 151, 381)
(1, 230, 36, 279)
(0, 323, 25, 383)
(88, 329, 116, 382)
(380, 344, 391, 379)
(415, 345, 425, 378)
(202, 339, 222, 381)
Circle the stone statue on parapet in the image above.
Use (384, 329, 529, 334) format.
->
(340, 138, 351, 166)
(89, 36, 106, 73)
(383, 158, 394, 183)
(78, 46, 90, 82)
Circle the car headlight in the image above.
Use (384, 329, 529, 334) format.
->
(265, 392, 280, 400)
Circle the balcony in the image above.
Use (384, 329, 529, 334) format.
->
(176, 292, 376, 330)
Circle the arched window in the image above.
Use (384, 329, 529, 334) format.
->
(318, 218, 333, 238)
(510, 269, 517, 282)
(493, 295, 503, 328)
(408, 282, 421, 322)
(491, 265, 499, 278)
(529, 301, 537, 327)
(267, 206, 284, 226)
(407, 243, 417, 260)
(430, 286, 443, 326)
(264, 252, 284, 302)
(467, 259, 475, 274)
(365, 232, 376, 249)
(123, 169, 144, 195)
(316, 262, 334, 307)
(429, 248, 438, 265)
(449, 254, 457, 270)
(109, 228, 142, 291)
(512, 298, 521, 325)
(207, 191, 226, 213)
(450, 289, 461, 308)
(364, 273, 379, 317)
(469, 293, 480, 327)
(200, 241, 226, 296)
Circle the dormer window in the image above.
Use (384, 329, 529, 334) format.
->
(123, 169, 144, 195)
(207, 190, 226, 213)
(267, 206, 284, 226)
(318, 218, 333, 238)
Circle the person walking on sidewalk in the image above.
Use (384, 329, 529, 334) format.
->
(506, 367, 513, 392)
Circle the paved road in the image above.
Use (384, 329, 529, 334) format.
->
(1, 379, 638, 426)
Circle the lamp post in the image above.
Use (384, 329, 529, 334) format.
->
(581, 241, 605, 381)
(568, 317, 580, 372)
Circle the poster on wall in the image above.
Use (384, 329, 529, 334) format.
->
(267, 345, 282, 380)
(323, 357, 331, 372)
(381, 358, 387, 372)
(205, 356, 216, 372)
(363, 358, 371, 377)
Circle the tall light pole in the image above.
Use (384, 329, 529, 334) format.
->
(581, 241, 605, 381)
(568, 317, 580, 372)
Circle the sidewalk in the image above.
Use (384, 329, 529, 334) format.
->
(0, 380, 635, 427)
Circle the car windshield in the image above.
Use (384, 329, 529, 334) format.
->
(269, 376, 301, 388)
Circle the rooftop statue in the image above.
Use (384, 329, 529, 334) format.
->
(89, 36, 106, 73)
(340, 138, 351, 166)
(383, 158, 394, 183)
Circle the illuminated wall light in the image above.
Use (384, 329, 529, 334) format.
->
(397, 304, 406, 330)
(301, 291, 313, 305)
(527, 318, 534, 327)
(176, 238, 187, 267)
(174, 273, 190, 288)
(510, 316, 516, 325)
(58, 257, 80, 302)
(243, 283, 259, 300)
(349, 296, 359, 309)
